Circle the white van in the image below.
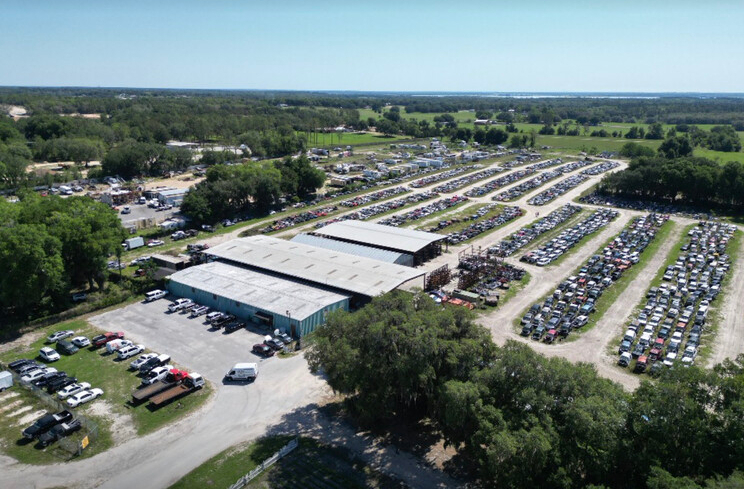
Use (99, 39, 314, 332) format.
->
(145, 290, 167, 302)
(225, 363, 258, 381)
(106, 339, 133, 354)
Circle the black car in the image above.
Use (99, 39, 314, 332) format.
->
(17, 362, 42, 375)
(46, 376, 77, 394)
(22, 410, 73, 439)
(38, 419, 82, 447)
(224, 321, 245, 332)
(57, 340, 79, 355)
(9, 359, 35, 372)
(33, 371, 66, 388)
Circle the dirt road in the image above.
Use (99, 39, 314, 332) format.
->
(707, 231, 744, 367)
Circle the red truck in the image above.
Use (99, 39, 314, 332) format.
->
(92, 332, 125, 348)
(131, 369, 188, 404)
(149, 373, 205, 407)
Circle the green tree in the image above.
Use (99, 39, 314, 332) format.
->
(307, 291, 495, 424)
(0, 223, 66, 315)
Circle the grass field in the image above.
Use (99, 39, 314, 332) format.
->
(169, 436, 401, 489)
(0, 319, 212, 463)
(299, 131, 409, 148)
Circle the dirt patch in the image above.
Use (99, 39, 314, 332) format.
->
(15, 409, 46, 427)
(0, 400, 23, 414)
(86, 401, 137, 445)
(0, 391, 20, 403)
(5, 406, 32, 418)
(0, 328, 46, 354)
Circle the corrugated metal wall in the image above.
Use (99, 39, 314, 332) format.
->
(167, 280, 349, 337)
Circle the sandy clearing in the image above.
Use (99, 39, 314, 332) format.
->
(5, 406, 32, 418)
(0, 400, 23, 414)
(15, 410, 46, 427)
(707, 231, 744, 367)
(0, 391, 20, 403)
(85, 401, 137, 445)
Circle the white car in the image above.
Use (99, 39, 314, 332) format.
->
(58, 382, 91, 400)
(145, 289, 168, 302)
(66, 388, 103, 407)
(130, 353, 157, 370)
(71, 336, 91, 348)
(168, 298, 193, 313)
(147, 240, 165, 248)
(39, 347, 60, 362)
(141, 366, 173, 385)
(105, 339, 133, 354)
(663, 352, 678, 367)
(46, 330, 74, 343)
(21, 367, 57, 383)
(118, 344, 145, 360)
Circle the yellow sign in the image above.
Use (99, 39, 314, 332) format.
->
(81, 436, 89, 450)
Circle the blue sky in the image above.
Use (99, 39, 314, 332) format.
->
(1, 0, 742, 92)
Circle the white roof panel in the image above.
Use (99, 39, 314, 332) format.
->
(313, 220, 444, 253)
(169, 261, 349, 321)
(290, 234, 410, 264)
(206, 236, 425, 296)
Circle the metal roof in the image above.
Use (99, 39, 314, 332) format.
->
(313, 220, 445, 253)
(290, 234, 411, 265)
(157, 188, 189, 196)
(206, 236, 425, 297)
(169, 261, 349, 321)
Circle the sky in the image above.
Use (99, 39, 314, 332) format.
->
(1, 0, 742, 93)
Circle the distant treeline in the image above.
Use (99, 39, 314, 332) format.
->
(599, 156, 744, 208)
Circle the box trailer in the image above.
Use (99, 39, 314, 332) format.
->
(0, 371, 13, 392)
(123, 236, 145, 251)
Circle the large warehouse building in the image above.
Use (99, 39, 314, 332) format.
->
(167, 261, 349, 338)
(312, 220, 446, 265)
(167, 235, 425, 338)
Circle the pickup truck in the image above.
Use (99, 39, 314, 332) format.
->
(131, 369, 188, 404)
(22, 410, 73, 439)
(149, 373, 204, 407)
(92, 332, 125, 348)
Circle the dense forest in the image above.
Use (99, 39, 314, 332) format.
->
(0, 193, 126, 319)
(308, 291, 744, 489)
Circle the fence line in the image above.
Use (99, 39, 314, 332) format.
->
(228, 437, 300, 489)
(4, 367, 100, 455)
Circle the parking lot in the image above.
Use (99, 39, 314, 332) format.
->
(119, 201, 179, 227)
(89, 298, 285, 383)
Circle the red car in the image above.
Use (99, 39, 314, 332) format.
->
(252, 344, 274, 357)
(92, 331, 125, 348)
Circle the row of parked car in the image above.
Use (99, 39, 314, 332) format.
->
(521, 214, 668, 342)
(520, 209, 619, 266)
(618, 221, 736, 373)
(492, 160, 595, 202)
(337, 185, 409, 207)
(378, 195, 469, 227)
(579, 192, 706, 219)
(463, 167, 538, 198)
(579, 160, 620, 176)
(315, 191, 437, 228)
(489, 204, 582, 258)
(445, 205, 524, 245)
(430, 166, 505, 194)
(10, 357, 105, 409)
(527, 174, 589, 206)
(409, 164, 481, 188)
(160, 293, 293, 355)
(260, 205, 339, 234)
